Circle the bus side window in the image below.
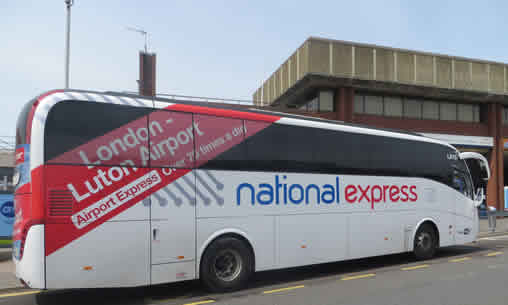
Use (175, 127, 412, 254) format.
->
(45, 101, 152, 167)
(148, 110, 194, 169)
(452, 170, 473, 199)
(243, 122, 316, 172)
(193, 115, 246, 169)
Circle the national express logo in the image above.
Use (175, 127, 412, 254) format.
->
(236, 175, 418, 209)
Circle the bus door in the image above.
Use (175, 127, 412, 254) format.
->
(149, 110, 196, 284)
(460, 152, 490, 202)
(450, 168, 475, 243)
(455, 152, 490, 241)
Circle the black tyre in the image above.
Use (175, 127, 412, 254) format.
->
(200, 237, 254, 292)
(413, 224, 438, 260)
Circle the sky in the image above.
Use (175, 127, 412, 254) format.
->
(2, 0, 508, 139)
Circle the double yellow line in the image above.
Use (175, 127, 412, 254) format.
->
(341, 273, 376, 281)
(401, 264, 429, 271)
(263, 285, 305, 294)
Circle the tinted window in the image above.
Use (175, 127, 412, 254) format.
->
(45, 101, 152, 167)
(194, 115, 246, 169)
(235, 121, 455, 186)
(244, 122, 316, 172)
(149, 110, 194, 168)
(452, 169, 473, 199)
(465, 159, 486, 190)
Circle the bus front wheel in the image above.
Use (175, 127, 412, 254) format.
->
(200, 237, 254, 292)
(413, 223, 438, 260)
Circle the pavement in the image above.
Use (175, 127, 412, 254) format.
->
(478, 216, 508, 237)
(0, 249, 21, 291)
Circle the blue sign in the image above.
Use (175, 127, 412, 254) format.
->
(0, 194, 14, 238)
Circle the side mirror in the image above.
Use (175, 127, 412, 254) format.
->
(473, 188, 485, 207)
(459, 152, 490, 181)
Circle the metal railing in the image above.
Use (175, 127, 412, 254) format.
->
(156, 93, 255, 105)
(121, 91, 261, 106)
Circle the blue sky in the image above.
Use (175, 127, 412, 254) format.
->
(2, 0, 508, 138)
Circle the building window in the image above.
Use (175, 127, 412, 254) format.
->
(300, 97, 318, 112)
(354, 95, 364, 113)
(439, 103, 457, 121)
(299, 91, 334, 112)
(364, 95, 383, 115)
(354, 93, 481, 124)
(384, 97, 402, 117)
(319, 91, 334, 112)
(503, 107, 508, 125)
(457, 104, 474, 122)
(404, 99, 422, 119)
(473, 105, 480, 123)
(422, 100, 439, 120)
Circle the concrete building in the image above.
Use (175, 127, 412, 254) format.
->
(253, 37, 508, 212)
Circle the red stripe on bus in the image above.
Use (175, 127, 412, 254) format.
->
(44, 166, 191, 256)
(164, 104, 280, 123)
(14, 183, 30, 195)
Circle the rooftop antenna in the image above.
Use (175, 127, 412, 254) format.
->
(126, 26, 148, 53)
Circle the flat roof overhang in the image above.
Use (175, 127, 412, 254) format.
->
(272, 74, 508, 109)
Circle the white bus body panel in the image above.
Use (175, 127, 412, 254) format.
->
(278, 213, 347, 268)
(195, 170, 470, 272)
(14, 225, 45, 289)
(46, 216, 150, 289)
(196, 216, 276, 273)
(150, 173, 196, 284)
(455, 192, 477, 245)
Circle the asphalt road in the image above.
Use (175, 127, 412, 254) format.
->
(4, 235, 508, 305)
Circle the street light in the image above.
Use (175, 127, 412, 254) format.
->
(64, 0, 74, 89)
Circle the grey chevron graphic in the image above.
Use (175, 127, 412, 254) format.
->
(204, 170, 224, 190)
(196, 171, 224, 205)
(161, 186, 183, 206)
(184, 175, 210, 205)
(146, 171, 225, 208)
(173, 181, 196, 205)
(153, 191, 168, 206)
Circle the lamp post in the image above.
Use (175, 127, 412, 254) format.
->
(64, 0, 74, 89)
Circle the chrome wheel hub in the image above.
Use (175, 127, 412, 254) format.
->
(213, 249, 242, 282)
(417, 232, 432, 251)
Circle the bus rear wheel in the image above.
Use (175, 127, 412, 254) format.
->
(200, 237, 254, 292)
(413, 224, 438, 260)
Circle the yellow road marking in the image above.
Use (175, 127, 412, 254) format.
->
(449, 257, 472, 263)
(341, 273, 376, 281)
(0, 290, 41, 298)
(401, 264, 429, 271)
(263, 285, 305, 294)
(182, 300, 215, 305)
(486, 251, 503, 257)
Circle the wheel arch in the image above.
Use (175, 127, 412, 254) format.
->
(410, 218, 440, 251)
(197, 229, 256, 279)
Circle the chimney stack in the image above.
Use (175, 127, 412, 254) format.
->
(138, 52, 156, 96)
